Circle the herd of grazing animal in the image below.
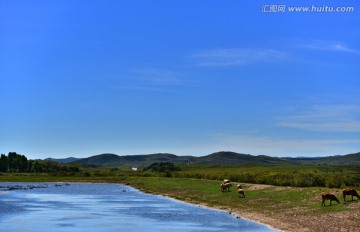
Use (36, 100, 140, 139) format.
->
(220, 180, 245, 198)
(220, 180, 359, 206)
(320, 188, 360, 206)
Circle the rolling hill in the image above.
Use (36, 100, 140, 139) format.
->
(288, 152, 360, 166)
(75, 153, 197, 167)
(45, 157, 80, 163)
(62, 151, 360, 167)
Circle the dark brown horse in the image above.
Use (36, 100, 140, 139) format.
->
(342, 188, 360, 201)
(321, 193, 339, 206)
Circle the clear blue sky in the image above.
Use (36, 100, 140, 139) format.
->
(1, 0, 359, 159)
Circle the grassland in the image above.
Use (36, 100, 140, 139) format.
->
(1, 163, 359, 231)
(123, 177, 359, 231)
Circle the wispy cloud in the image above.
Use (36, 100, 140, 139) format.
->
(276, 104, 360, 132)
(302, 40, 359, 54)
(191, 48, 289, 67)
(129, 68, 187, 86)
(110, 68, 194, 91)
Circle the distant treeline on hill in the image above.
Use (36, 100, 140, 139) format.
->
(0, 152, 79, 173)
(66, 151, 360, 167)
(143, 162, 181, 172)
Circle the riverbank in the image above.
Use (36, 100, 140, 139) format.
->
(125, 178, 360, 232)
(1, 176, 359, 231)
(155, 189, 281, 232)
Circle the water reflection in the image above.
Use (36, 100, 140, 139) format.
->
(0, 183, 275, 232)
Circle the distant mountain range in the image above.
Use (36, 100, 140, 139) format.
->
(45, 157, 80, 163)
(45, 151, 360, 167)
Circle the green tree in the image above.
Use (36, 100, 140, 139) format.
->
(32, 161, 40, 173)
(19, 155, 28, 171)
(0, 154, 8, 172)
(8, 152, 18, 172)
(143, 162, 181, 172)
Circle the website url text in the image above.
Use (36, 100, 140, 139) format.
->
(261, 5, 355, 13)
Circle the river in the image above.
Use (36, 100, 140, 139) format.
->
(0, 183, 276, 231)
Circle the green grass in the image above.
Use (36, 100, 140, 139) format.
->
(125, 177, 355, 216)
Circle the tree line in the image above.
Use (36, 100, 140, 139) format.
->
(143, 162, 181, 172)
(0, 152, 79, 173)
(171, 170, 360, 188)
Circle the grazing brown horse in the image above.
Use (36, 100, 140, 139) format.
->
(321, 193, 340, 206)
(220, 182, 232, 192)
(236, 184, 245, 198)
(237, 188, 245, 198)
(342, 188, 360, 201)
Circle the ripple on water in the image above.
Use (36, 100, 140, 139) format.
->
(0, 183, 276, 232)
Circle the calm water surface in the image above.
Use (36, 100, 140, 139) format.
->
(0, 183, 276, 232)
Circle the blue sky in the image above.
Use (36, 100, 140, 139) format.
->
(1, 0, 360, 159)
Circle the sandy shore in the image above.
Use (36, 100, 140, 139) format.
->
(161, 193, 283, 231)
(168, 196, 281, 231)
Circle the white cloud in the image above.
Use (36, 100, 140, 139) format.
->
(276, 104, 360, 132)
(302, 40, 359, 54)
(191, 48, 289, 67)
